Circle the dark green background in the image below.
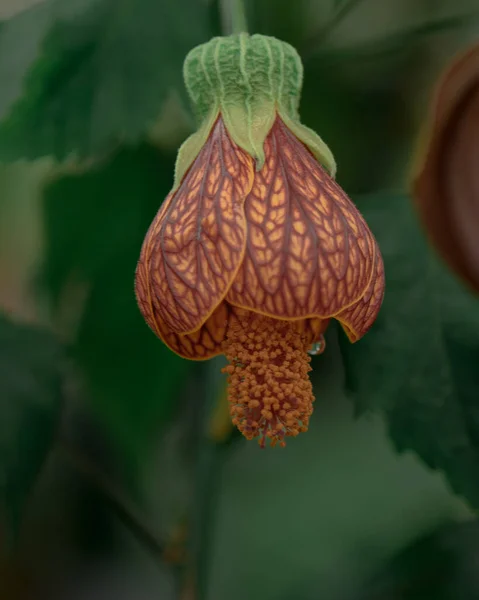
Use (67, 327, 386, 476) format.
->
(0, 0, 479, 598)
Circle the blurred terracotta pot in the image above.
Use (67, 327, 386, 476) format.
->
(413, 42, 479, 293)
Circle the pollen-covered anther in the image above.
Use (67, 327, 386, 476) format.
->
(221, 310, 314, 448)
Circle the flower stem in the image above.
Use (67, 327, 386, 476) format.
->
(190, 358, 228, 600)
(221, 0, 248, 35)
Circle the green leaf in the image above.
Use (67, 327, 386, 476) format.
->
(0, 0, 97, 126)
(0, 315, 63, 542)
(339, 193, 479, 509)
(0, 0, 213, 161)
(41, 144, 193, 467)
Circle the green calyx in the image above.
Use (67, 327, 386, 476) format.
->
(173, 34, 336, 189)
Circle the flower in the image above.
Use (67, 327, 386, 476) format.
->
(135, 34, 384, 447)
(413, 42, 479, 293)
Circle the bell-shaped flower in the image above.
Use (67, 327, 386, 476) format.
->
(136, 34, 384, 447)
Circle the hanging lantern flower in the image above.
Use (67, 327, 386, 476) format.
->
(413, 42, 479, 293)
(135, 34, 385, 448)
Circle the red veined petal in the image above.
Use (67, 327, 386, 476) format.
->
(135, 191, 175, 334)
(335, 245, 384, 341)
(136, 255, 234, 361)
(168, 302, 233, 359)
(227, 117, 379, 321)
(138, 117, 254, 335)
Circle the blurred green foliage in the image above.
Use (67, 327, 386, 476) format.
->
(357, 522, 479, 599)
(340, 194, 479, 510)
(41, 145, 192, 467)
(0, 0, 478, 599)
(0, 315, 64, 544)
(0, 0, 214, 160)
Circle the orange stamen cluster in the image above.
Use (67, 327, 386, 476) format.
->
(222, 309, 314, 448)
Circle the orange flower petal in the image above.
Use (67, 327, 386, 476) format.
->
(227, 117, 378, 321)
(135, 190, 175, 330)
(160, 302, 234, 361)
(335, 245, 384, 341)
(137, 117, 254, 335)
(136, 263, 232, 359)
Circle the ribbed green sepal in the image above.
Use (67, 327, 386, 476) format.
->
(173, 33, 336, 189)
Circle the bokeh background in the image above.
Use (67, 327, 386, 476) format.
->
(1, 0, 479, 598)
